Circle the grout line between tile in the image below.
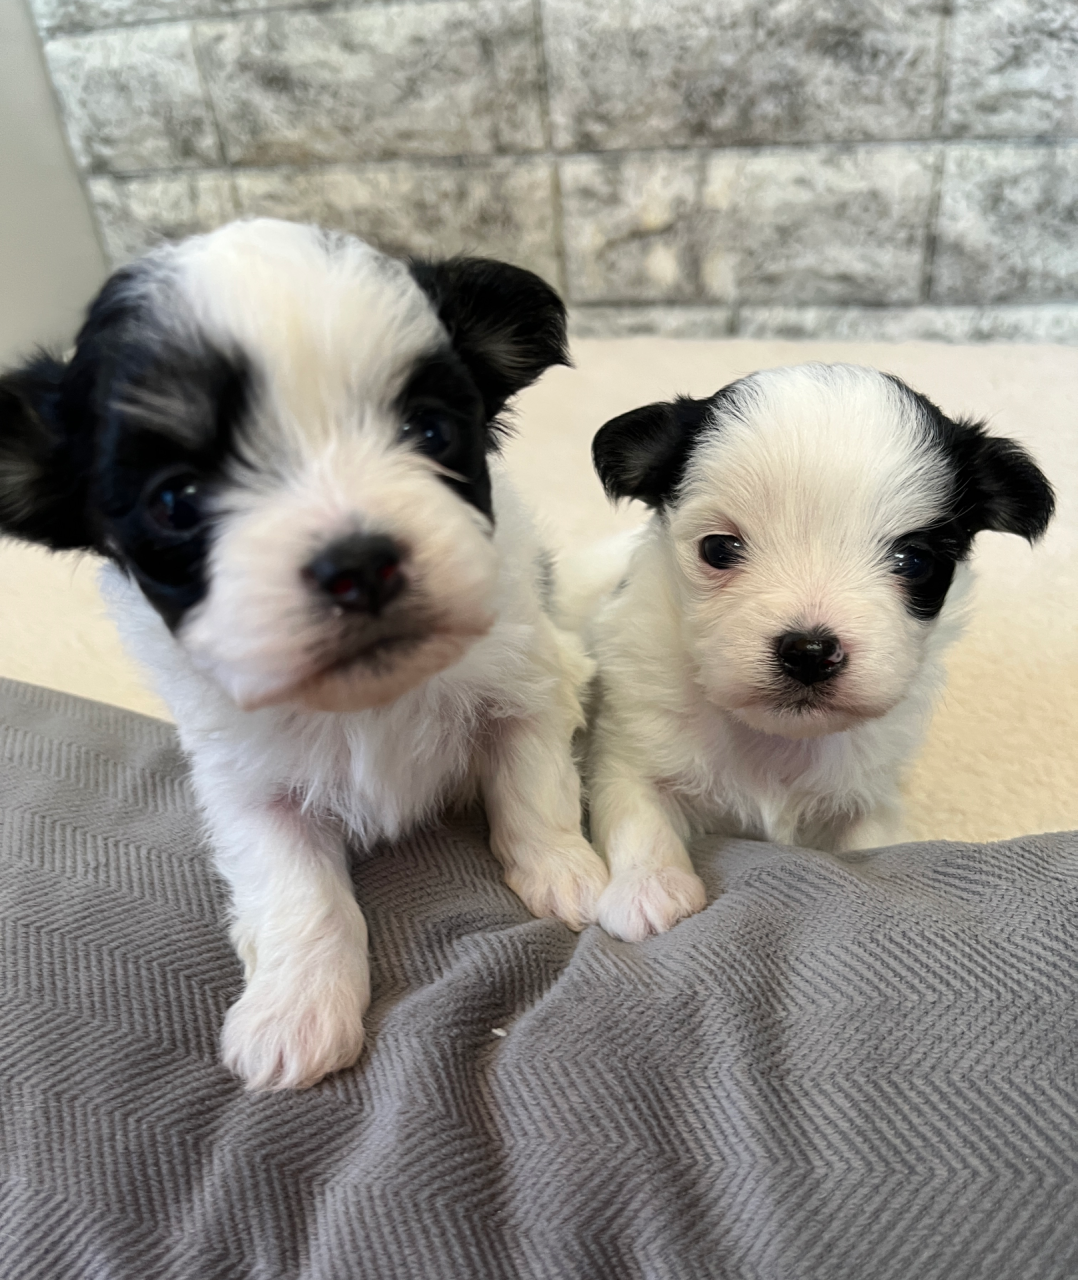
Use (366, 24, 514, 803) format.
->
(920, 146, 946, 305)
(37, 0, 485, 41)
(73, 135, 1078, 184)
(529, 0, 566, 296)
(920, 0, 957, 303)
(187, 22, 236, 211)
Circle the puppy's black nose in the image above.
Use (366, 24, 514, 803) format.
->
(303, 534, 404, 615)
(776, 629, 846, 686)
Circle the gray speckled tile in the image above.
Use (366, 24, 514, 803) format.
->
(235, 159, 559, 285)
(559, 152, 703, 303)
(932, 145, 1078, 304)
(737, 303, 1078, 342)
(88, 171, 237, 262)
(29, 0, 443, 31)
(702, 145, 937, 305)
(196, 0, 544, 168)
(45, 25, 221, 174)
(30, 0, 221, 36)
(944, 0, 1078, 138)
(569, 305, 734, 338)
(543, 0, 946, 153)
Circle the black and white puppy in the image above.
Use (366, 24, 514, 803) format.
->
(574, 363, 1054, 942)
(0, 218, 608, 1088)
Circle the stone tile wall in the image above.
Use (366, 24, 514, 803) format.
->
(26, 0, 1078, 340)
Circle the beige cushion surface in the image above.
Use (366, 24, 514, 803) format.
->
(1, 338, 1074, 842)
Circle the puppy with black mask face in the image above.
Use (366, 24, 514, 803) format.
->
(0, 218, 608, 1088)
(573, 363, 1054, 943)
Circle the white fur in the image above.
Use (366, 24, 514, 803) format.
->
(572, 364, 970, 942)
(102, 221, 606, 1088)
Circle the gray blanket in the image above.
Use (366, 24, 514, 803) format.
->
(1, 675, 1077, 1280)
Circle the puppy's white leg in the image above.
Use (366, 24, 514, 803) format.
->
(480, 621, 608, 928)
(481, 713, 608, 929)
(591, 769, 707, 942)
(198, 779, 370, 1091)
(479, 622, 608, 928)
(832, 803, 909, 853)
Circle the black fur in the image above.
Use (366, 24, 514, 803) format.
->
(0, 266, 153, 556)
(883, 376, 1055, 620)
(592, 394, 719, 509)
(407, 257, 569, 428)
(885, 375, 1055, 544)
(0, 353, 86, 549)
(886, 528, 965, 621)
(393, 347, 493, 519)
(95, 339, 252, 628)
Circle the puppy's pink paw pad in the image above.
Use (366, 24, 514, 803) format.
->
(598, 867, 708, 942)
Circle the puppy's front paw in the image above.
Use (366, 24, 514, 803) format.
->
(505, 836, 609, 931)
(221, 964, 369, 1091)
(598, 866, 708, 942)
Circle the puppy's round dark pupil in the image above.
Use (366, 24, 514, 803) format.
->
(892, 545, 934, 583)
(147, 478, 204, 533)
(700, 534, 744, 569)
(402, 412, 455, 459)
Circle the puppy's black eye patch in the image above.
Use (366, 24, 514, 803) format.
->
(394, 347, 492, 519)
(700, 534, 745, 570)
(888, 529, 965, 620)
(92, 341, 251, 629)
(108, 464, 217, 614)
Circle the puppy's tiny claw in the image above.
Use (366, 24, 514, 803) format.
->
(505, 836, 609, 931)
(598, 866, 708, 942)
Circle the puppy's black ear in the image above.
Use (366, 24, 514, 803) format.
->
(0, 353, 92, 550)
(886, 377, 1055, 544)
(408, 258, 569, 420)
(592, 395, 715, 509)
(953, 421, 1055, 542)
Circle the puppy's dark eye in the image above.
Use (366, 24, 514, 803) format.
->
(142, 470, 207, 536)
(400, 410, 458, 461)
(700, 534, 745, 570)
(891, 543, 936, 585)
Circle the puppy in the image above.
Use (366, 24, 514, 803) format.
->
(0, 218, 608, 1088)
(574, 363, 1054, 942)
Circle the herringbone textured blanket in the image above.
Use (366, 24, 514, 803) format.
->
(1, 676, 1077, 1280)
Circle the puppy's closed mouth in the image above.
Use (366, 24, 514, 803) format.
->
(292, 623, 491, 713)
(774, 685, 836, 712)
(318, 624, 429, 675)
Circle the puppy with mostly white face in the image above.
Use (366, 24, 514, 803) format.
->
(0, 218, 608, 1088)
(570, 363, 1054, 942)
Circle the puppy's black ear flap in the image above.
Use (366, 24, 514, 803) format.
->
(0, 353, 92, 550)
(954, 420, 1055, 542)
(408, 258, 569, 420)
(593, 395, 714, 509)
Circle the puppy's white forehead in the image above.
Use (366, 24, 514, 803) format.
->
(678, 364, 950, 544)
(142, 219, 445, 452)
